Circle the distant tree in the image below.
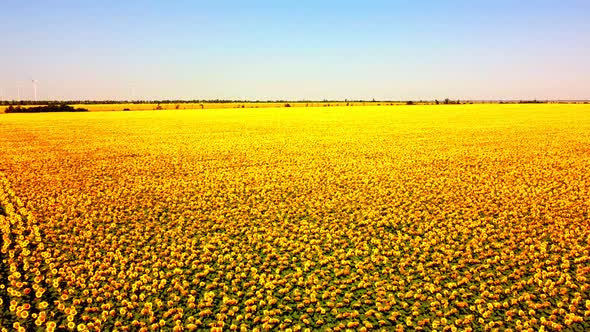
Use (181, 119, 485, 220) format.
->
(284, 103, 291, 107)
(435, 100, 439, 105)
(444, 98, 450, 105)
(406, 101, 414, 105)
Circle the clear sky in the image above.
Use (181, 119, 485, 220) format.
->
(1, 0, 589, 101)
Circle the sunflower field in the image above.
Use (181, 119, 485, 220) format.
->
(1, 104, 590, 331)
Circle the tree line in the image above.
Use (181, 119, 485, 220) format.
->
(4, 104, 88, 113)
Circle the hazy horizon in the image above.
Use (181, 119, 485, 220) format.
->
(2, 0, 589, 101)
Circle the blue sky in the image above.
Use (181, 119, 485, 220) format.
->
(1, 0, 589, 100)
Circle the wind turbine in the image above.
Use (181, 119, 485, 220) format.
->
(129, 82, 136, 102)
(31, 78, 38, 101)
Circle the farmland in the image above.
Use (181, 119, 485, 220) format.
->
(1, 104, 590, 331)
(0, 101, 406, 113)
